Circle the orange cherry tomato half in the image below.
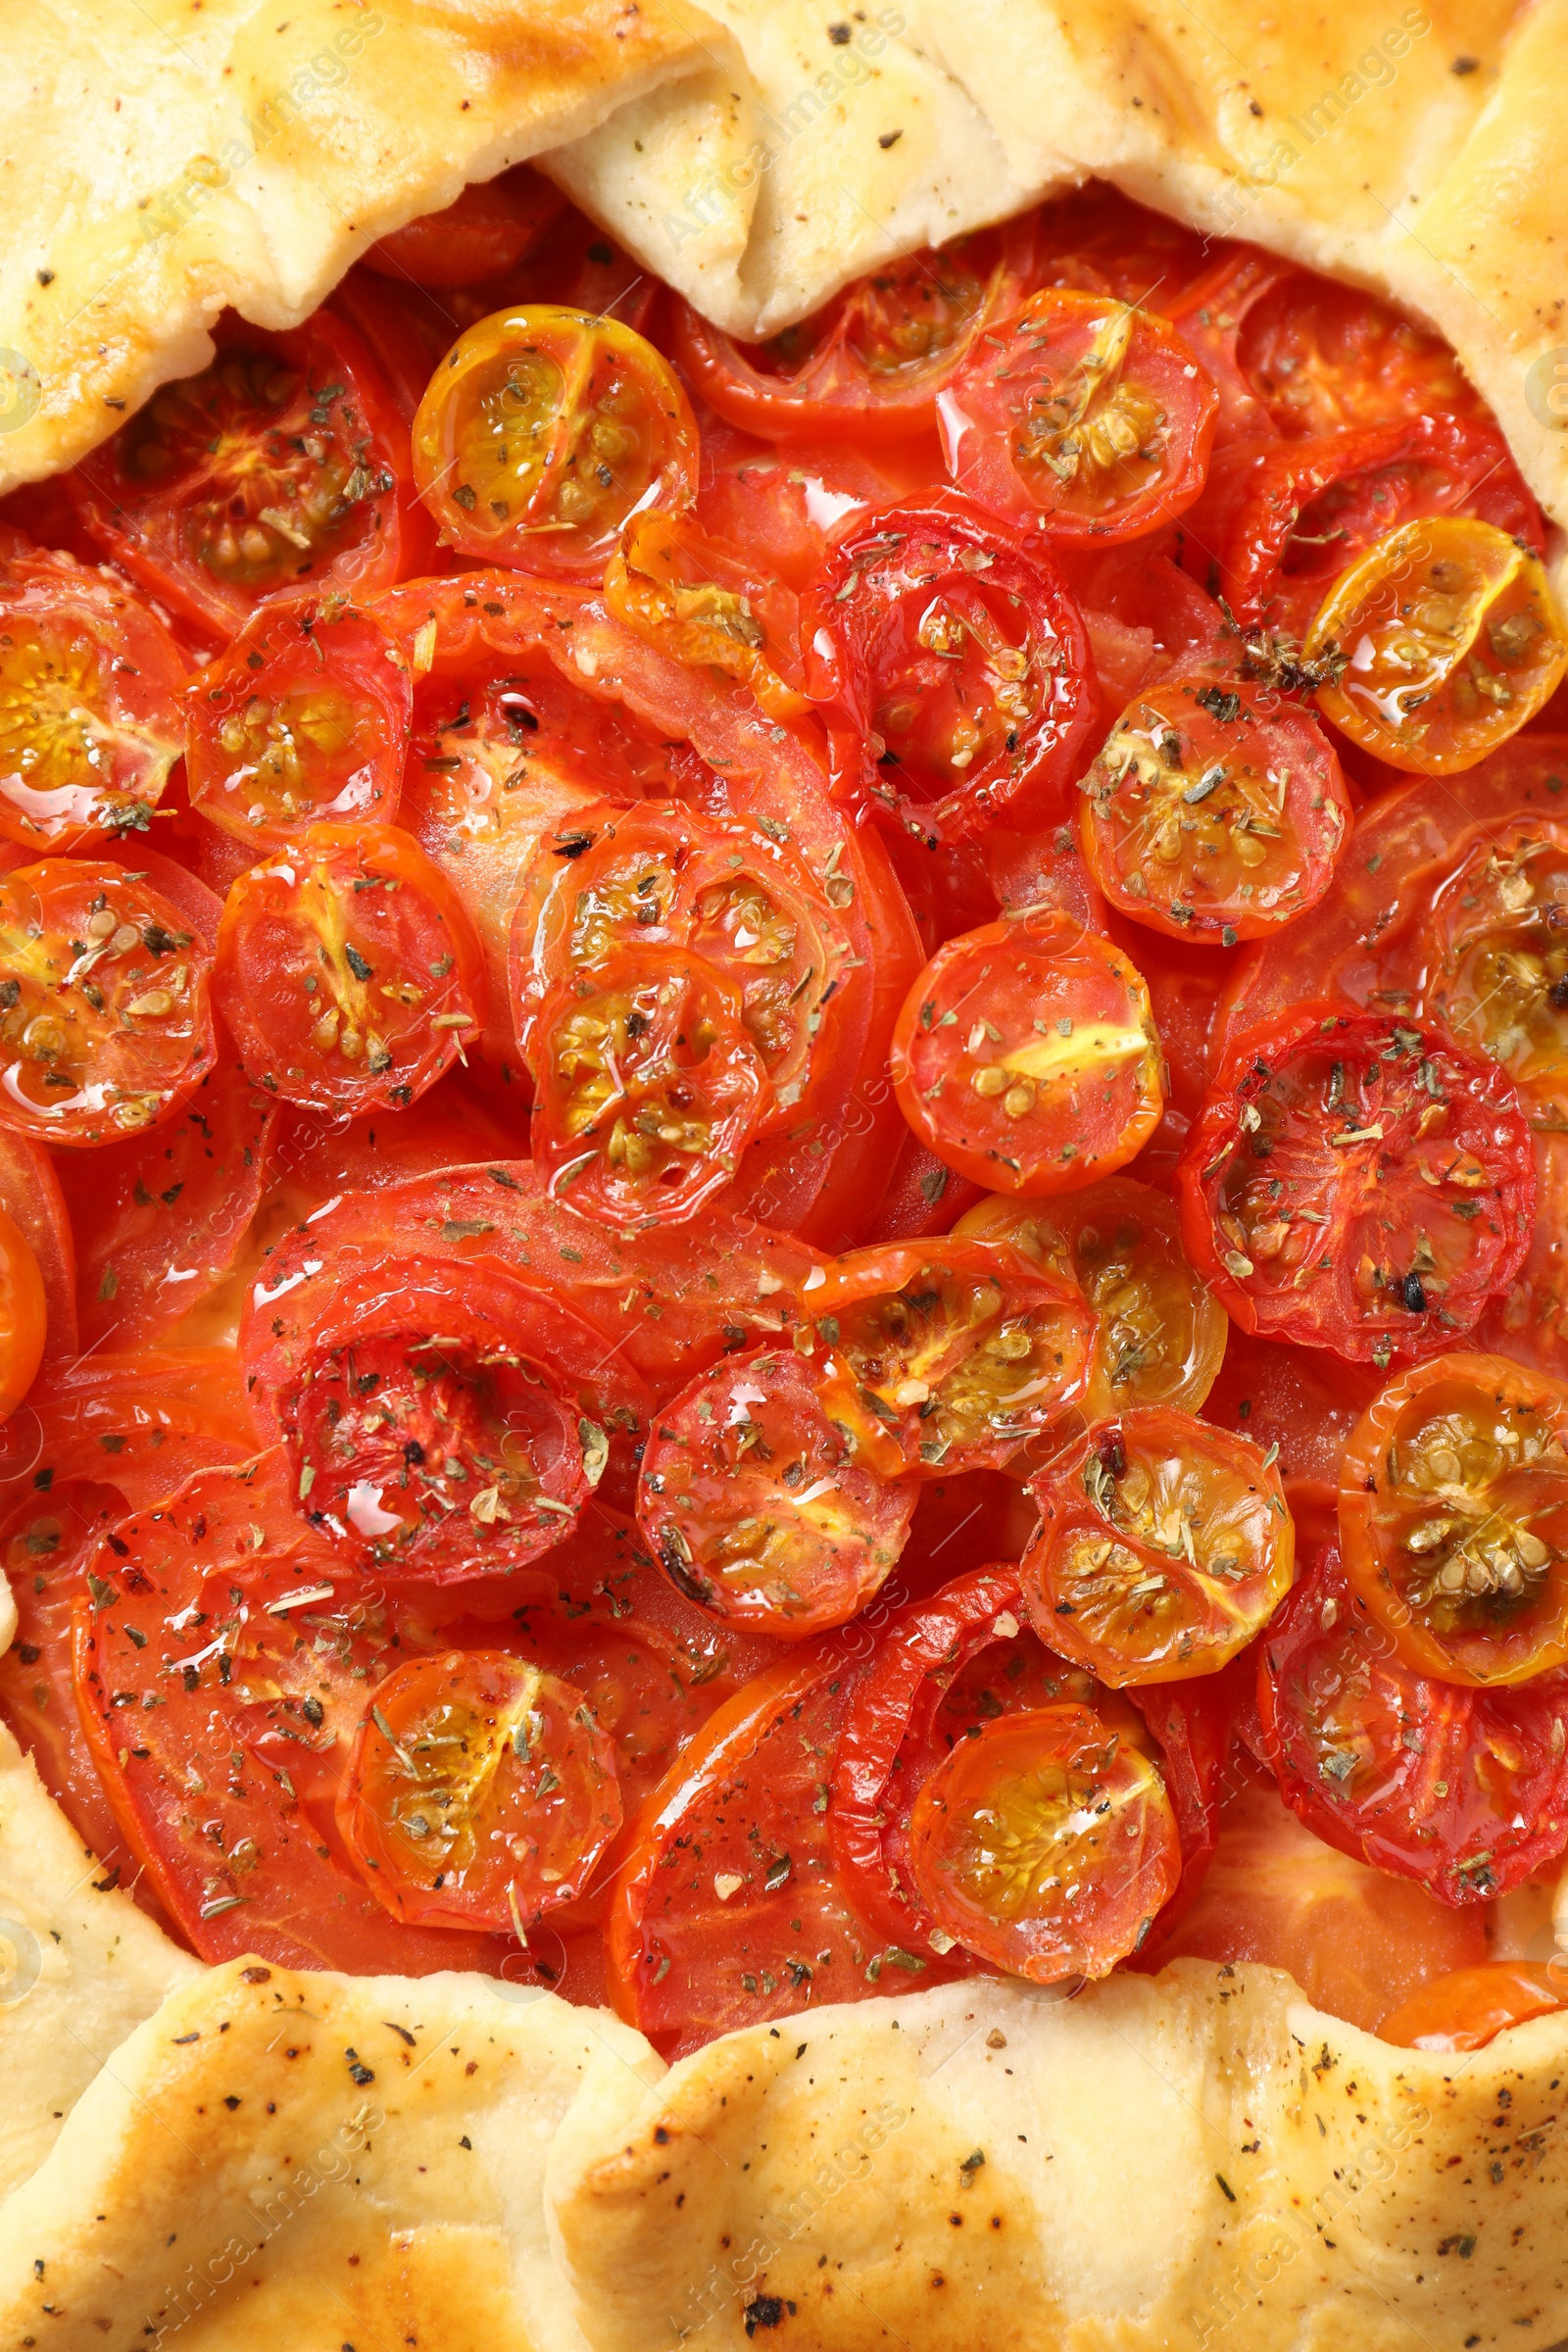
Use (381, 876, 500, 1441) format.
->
(215, 821, 484, 1113)
(0, 858, 216, 1148)
(1258, 1542, 1568, 1902)
(281, 1255, 632, 1586)
(365, 163, 566, 287)
(603, 510, 808, 721)
(338, 1651, 620, 1932)
(184, 591, 412, 846)
(530, 946, 765, 1230)
(804, 1236, 1095, 1478)
(0, 534, 187, 853)
(1304, 517, 1568, 776)
(891, 910, 1164, 1197)
(67, 313, 420, 637)
(907, 1703, 1181, 1982)
(636, 1345, 917, 1637)
(1021, 1408, 1295, 1685)
(1378, 1961, 1568, 2051)
(411, 305, 699, 579)
(939, 289, 1218, 542)
(956, 1177, 1229, 1430)
(1338, 1350, 1568, 1687)
(0, 1200, 44, 1421)
(1079, 671, 1352, 946)
(1176, 1005, 1536, 1366)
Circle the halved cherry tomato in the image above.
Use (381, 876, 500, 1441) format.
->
(1259, 1542, 1568, 1903)
(280, 1255, 633, 1585)
(1079, 671, 1351, 945)
(1304, 517, 1568, 774)
(1379, 1961, 1568, 2051)
(891, 910, 1164, 1196)
(939, 290, 1218, 542)
(1235, 273, 1488, 441)
(669, 223, 1036, 445)
(0, 1201, 44, 1421)
(908, 1703, 1180, 1982)
(215, 821, 483, 1112)
(0, 858, 216, 1147)
(800, 498, 1098, 838)
(183, 592, 412, 845)
(1339, 1351, 1568, 1688)
(68, 314, 421, 637)
(411, 305, 699, 578)
(603, 510, 808, 720)
(1200, 1326, 1379, 1487)
(1177, 1005, 1536, 1365)
(365, 164, 566, 287)
(72, 1449, 510, 1974)
(337, 1650, 620, 1930)
(805, 1236, 1095, 1477)
(1401, 821, 1568, 1102)
(0, 1129, 75, 1360)
(956, 1176, 1228, 1429)
(636, 1346, 916, 1637)
(0, 533, 187, 852)
(531, 947, 765, 1229)
(1021, 1408, 1294, 1685)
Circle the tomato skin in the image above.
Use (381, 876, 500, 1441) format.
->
(215, 820, 484, 1114)
(800, 497, 1098, 839)
(939, 289, 1218, 542)
(0, 1200, 44, 1421)
(0, 1130, 75, 1360)
(183, 592, 412, 847)
(603, 510, 808, 721)
(365, 164, 566, 288)
(851, 1127, 986, 1246)
(1338, 1350, 1568, 1689)
(1177, 1004, 1537, 1366)
(1258, 1543, 1568, 1905)
(1378, 1962, 1568, 2051)
(891, 911, 1164, 1197)
(67, 313, 424, 637)
(1200, 1326, 1379, 1488)
(1235, 271, 1488, 442)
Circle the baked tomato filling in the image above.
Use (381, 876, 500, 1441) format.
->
(5, 178, 1568, 2064)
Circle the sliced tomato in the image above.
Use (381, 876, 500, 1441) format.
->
(1021, 1408, 1294, 1685)
(1161, 248, 1297, 441)
(1064, 545, 1233, 729)
(1400, 819, 1568, 1102)
(603, 510, 808, 721)
(1304, 517, 1568, 775)
(0, 857, 216, 1147)
(1339, 1350, 1568, 1688)
(215, 820, 484, 1113)
(956, 1176, 1229, 1429)
(1378, 1962, 1568, 2051)
(1026, 183, 1212, 308)
(412, 305, 698, 578)
(279, 1254, 637, 1585)
(1079, 671, 1351, 945)
(0, 1201, 43, 1422)
(365, 164, 566, 288)
(800, 497, 1098, 838)
(891, 910, 1164, 1196)
(1259, 1541, 1568, 1903)
(337, 1650, 619, 1930)
(0, 1130, 75, 1360)
(852, 1127, 987, 1246)
(636, 1346, 916, 1637)
(67, 313, 423, 637)
(939, 290, 1217, 542)
(1177, 1004, 1536, 1366)
(184, 591, 411, 846)
(1200, 1325, 1379, 1487)
(1235, 272, 1489, 440)
(0, 532, 187, 853)
(72, 1449, 511, 1974)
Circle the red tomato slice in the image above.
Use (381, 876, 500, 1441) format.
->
(1235, 271, 1489, 440)
(56, 1042, 277, 1355)
(1339, 1350, 1568, 1688)
(1021, 1408, 1295, 1685)
(365, 164, 566, 287)
(0, 1200, 44, 1422)
(72, 1449, 511, 1975)
(1177, 1004, 1536, 1366)
(411, 306, 699, 579)
(0, 857, 217, 1148)
(1079, 671, 1351, 945)
(636, 1346, 917, 1637)
(1379, 1962, 1568, 2051)
(939, 290, 1218, 542)
(0, 532, 187, 853)
(184, 592, 412, 847)
(891, 910, 1164, 1196)
(67, 313, 424, 637)
(215, 821, 484, 1113)
(1200, 1325, 1379, 1487)
(1258, 1542, 1568, 1903)
(0, 1131, 75, 1360)
(800, 498, 1098, 838)
(337, 1650, 620, 1930)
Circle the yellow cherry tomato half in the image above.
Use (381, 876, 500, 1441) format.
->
(412, 305, 699, 579)
(1304, 516, 1568, 775)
